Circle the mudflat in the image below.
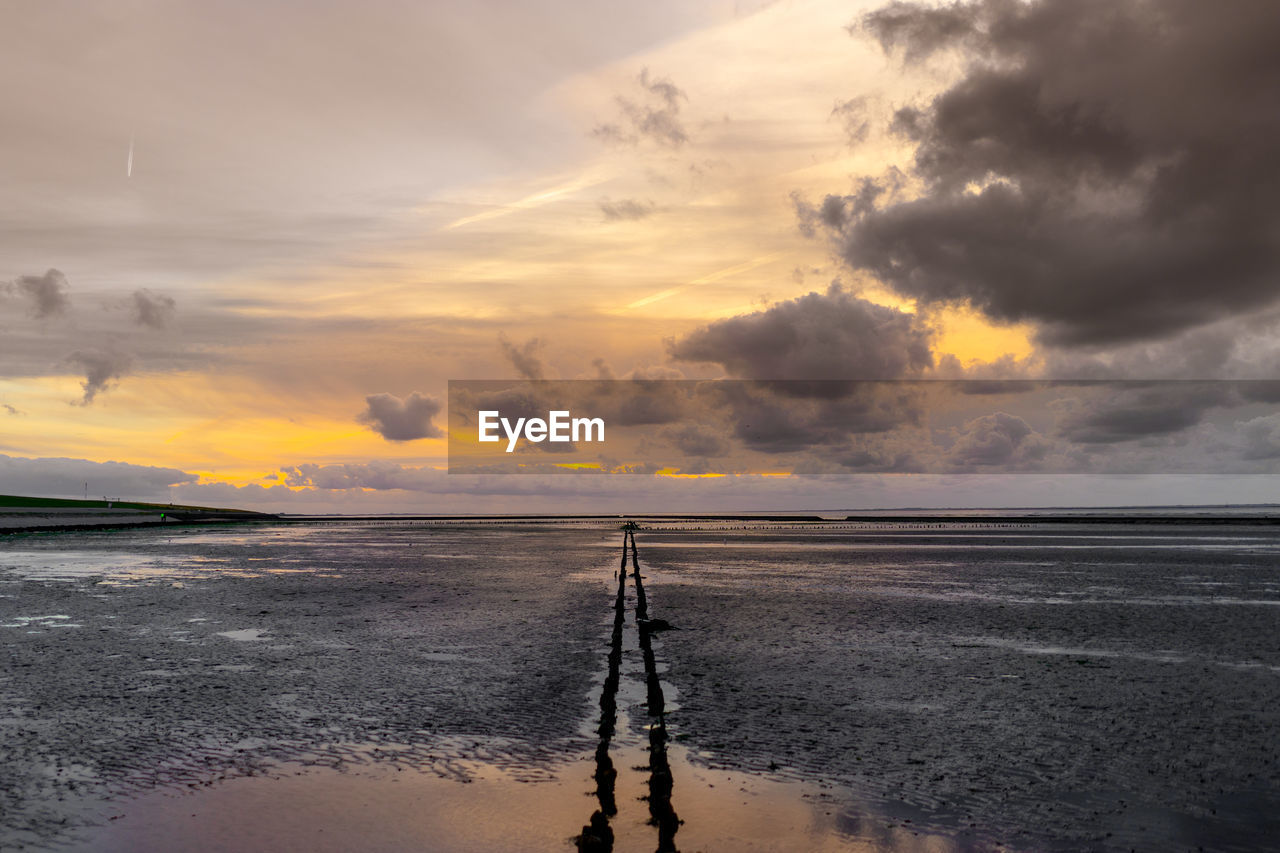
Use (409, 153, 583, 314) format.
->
(2, 520, 1278, 851)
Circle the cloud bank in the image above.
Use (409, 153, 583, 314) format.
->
(0, 453, 195, 500)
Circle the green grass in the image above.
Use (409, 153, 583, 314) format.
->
(0, 494, 257, 514)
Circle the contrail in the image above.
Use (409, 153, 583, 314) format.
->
(127, 132, 134, 178)
(625, 252, 784, 310)
(442, 174, 603, 230)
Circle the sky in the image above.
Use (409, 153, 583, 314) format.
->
(3, 0, 1280, 513)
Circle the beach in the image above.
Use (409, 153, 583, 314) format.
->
(2, 519, 1278, 851)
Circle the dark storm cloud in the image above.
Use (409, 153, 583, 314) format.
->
(357, 392, 444, 442)
(0, 453, 195, 499)
(498, 334, 546, 381)
(131, 289, 176, 329)
(599, 197, 656, 221)
(1054, 383, 1234, 444)
(66, 350, 131, 405)
(594, 68, 689, 148)
(668, 284, 933, 381)
(8, 269, 70, 318)
(830, 0, 1280, 346)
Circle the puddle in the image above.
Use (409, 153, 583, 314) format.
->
(215, 628, 270, 642)
(65, 748, 954, 853)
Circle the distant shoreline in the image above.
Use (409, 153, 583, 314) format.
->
(4, 508, 1280, 536)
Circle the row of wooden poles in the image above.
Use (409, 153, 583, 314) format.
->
(577, 527, 680, 853)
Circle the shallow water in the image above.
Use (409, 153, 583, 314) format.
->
(1, 520, 1278, 851)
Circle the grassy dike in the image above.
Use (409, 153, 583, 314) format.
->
(0, 493, 278, 534)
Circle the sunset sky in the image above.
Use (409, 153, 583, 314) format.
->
(4, 0, 1280, 512)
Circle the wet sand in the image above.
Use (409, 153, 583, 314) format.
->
(643, 524, 1280, 851)
(2, 521, 1278, 851)
(1, 524, 605, 850)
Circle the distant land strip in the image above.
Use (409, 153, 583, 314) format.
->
(0, 493, 278, 535)
(278, 513, 1280, 525)
(3, 493, 1280, 537)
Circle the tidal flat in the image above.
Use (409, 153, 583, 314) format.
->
(1, 520, 1278, 851)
